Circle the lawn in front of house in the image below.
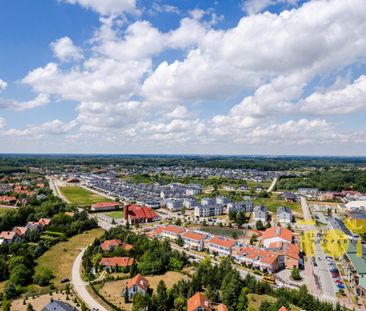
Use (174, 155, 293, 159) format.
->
(59, 186, 111, 205)
(104, 210, 124, 219)
(0, 207, 13, 216)
(252, 194, 301, 213)
(36, 228, 105, 287)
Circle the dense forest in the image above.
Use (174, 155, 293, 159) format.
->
(277, 170, 366, 192)
(1, 154, 366, 171)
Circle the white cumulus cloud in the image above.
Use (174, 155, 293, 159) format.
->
(50, 36, 83, 62)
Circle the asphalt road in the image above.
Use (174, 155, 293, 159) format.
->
(300, 196, 337, 303)
(72, 248, 108, 311)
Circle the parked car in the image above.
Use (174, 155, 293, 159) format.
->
(337, 283, 345, 289)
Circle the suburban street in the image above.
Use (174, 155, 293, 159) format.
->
(300, 196, 337, 303)
(72, 248, 107, 311)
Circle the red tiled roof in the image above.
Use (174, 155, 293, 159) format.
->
(100, 239, 122, 251)
(208, 236, 236, 249)
(0, 196, 16, 203)
(128, 204, 159, 220)
(100, 257, 134, 267)
(0, 231, 17, 240)
(13, 227, 28, 236)
(217, 304, 228, 311)
(278, 307, 289, 311)
(187, 292, 211, 311)
(123, 243, 133, 251)
(127, 274, 149, 292)
(38, 218, 51, 226)
(235, 246, 279, 266)
(182, 231, 207, 241)
(261, 227, 292, 243)
(163, 225, 186, 235)
(91, 202, 120, 209)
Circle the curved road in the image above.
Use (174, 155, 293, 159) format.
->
(72, 248, 108, 311)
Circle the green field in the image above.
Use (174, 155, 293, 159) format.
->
(36, 228, 105, 287)
(59, 186, 111, 205)
(105, 210, 124, 219)
(0, 207, 12, 216)
(198, 226, 245, 237)
(252, 193, 301, 212)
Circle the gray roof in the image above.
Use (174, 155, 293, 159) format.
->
(277, 206, 291, 214)
(42, 300, 77, 311)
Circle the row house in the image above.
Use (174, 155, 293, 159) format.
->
(227, 201, 253, 214)
(161, 225, 187, 241)
(194, 204, 224, 217)
(181, 231, 208, 251)
(277, 206, 293, 224)
(207, 236, 237, 257)
(183, 197, 198, 210)
(165, 198, 183, 212)
(233, 245, 280, 273)
(0, 231, 22, 244)
(253, 205, 269, 222)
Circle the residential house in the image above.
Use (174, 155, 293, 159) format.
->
(187, 292, 212, 311)
(217, 304, 229, 311)
(194, 204, 224, 217)
(233, 245, 280, 273)
(125, 274, 149, 300)
(183, 198, 198, 210)
(298, 188, 319, 197)
(207, 236, 236, 257)
(42, 299, 77, 311)
(0, 231, 21, 244)
(343, 242, 366, 296)
(261, 226, 293, 248)
(201, 198, 215, 206)
(161, 225, 186, 241)
(216, 196, 230, 205)
(165, 198, 182, 212)
(100, 257, 134, 270)
(282, 192, 297, 203)
(227, 201, 253, 214)
(253, 205, 269, 222)
(124, 204, 160, 224)
(181, 231, 208, 251)
(100, 239, 122, 252)
(38, 218, 51, 228)
(0, 196, 16, 205)
(12, 226, 29, 238)
(277, 206, 292, 224)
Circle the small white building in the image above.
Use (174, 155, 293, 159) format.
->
(165, 198, 182, 212)
(125, 274, 149, 300)
(194, 204, 224, 217)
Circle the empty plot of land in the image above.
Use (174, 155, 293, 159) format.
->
(99, 271, 189, 310)
(11, 293, 79, 311)
(36, 228, 105, 287)
(59, 186, 110, 205)
(104, 211, 124, 219)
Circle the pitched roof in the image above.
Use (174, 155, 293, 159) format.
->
(42, 300, 76, 311)
(100, 239, 122, 251)
(0, 231, 17, 240)
(100, 257, 134, 267)
(235, 246, 279, 266)
(38, 218, 51, 226)
(13, 227, 28, 236)
(128, 204, 159, 220)
(163, 225, 186, 235)
(187, 292, 212, 311)
(217, 303, 228, 311)
(123, 243, 133, 251)
(182, 230, 207, 241)
(278, 307, 289, 311)
(261, 227, 292, 242)
(127, 274, 149, 292)
(208, 236, 236, 248)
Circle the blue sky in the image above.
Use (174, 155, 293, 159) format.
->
(0, 0, 366, 155)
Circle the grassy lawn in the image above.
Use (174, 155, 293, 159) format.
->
(59, 186, 111, 205)
(252, 194, 301, 213)
(104, 210, 124, 219)
(0, 207, 13, 216)
(36, 228, 104, 287)
(198, 225, 245, 237)
(248, 293, 300, 311)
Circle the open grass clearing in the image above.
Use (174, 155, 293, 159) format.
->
(248, 293, 300, 311)
(252, 194, 301, 213)
(36, 228, 104, 287)
(198, 225, 245, 237)
(104, 210, 124, 219)
(0, 206, 13, 216)
(59, 186, 111, 205)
